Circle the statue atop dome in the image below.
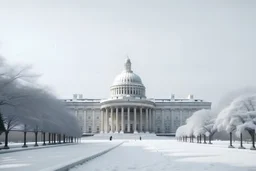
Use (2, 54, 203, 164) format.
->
(124, 57, 132, 72)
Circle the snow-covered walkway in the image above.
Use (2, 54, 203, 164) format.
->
(71, 140, 256, 171)
(0, 140, 122, 171)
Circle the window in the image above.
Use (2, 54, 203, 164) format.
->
(97, 116, 99, 119)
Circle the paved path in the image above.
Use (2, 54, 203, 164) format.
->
(0, 141, 121, 171)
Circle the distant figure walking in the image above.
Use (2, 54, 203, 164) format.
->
(140, 136, 142, 140)
(110, 136, 112, 141)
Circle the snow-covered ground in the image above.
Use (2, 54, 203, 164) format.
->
(1, 136, 256, 171)
(72, 139, 256, 171)
(0, 140, 122, 171)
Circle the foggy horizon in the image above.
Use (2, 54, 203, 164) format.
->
(1, 0, 256, 106)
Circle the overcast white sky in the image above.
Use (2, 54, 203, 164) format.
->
(0, 0, 255, 105)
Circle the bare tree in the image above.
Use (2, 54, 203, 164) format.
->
(2, 114, 20, 149)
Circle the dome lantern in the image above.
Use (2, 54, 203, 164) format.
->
(124, 57, 132, 72)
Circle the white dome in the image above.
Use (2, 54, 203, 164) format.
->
(112, 71, 143, 86)
(110, 58, 146, 98)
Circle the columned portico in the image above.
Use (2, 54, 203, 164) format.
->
(101, 106, 155, 134)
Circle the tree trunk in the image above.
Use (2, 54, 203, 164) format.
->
(63, 135, 65, 143)
(199, 135, 202, 143)
(22, 131, 27, 148)
(54, 134, 56, 144)
(203, 134, 206, 144)
(59, 134, 61, 144)
(209, 134, 212, 144)
(43, 132, 46, 146)
(48, 133, 51, 144)
(34, 132, 38, 147)
(251, 131, 256, 150)
(250, 132, 256, 150)
(4, 131, 9, 149)
(228, 132, 234, 148)
(239, 133, 245, 149)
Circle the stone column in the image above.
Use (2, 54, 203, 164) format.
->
(162, 109, 165, 133)
(92, 109, 95, 133)
(111, 108, 113, 133)
(121, 107, 124, 133)
(152, 109, 155, 133)
(171, 109, 174, 133)
(149, 109, 152, 133)
(140, 108, 143, 132)
(127, 107, 130, 132)
(100, 109, 104, 133)
(146, 108, 149, 133)
(115, 107, 118, 133)
(180, 110, 183, 126)
(83, 109, 87, 133)
(105, 108, 109, 133)
(134, 107, 137, 133)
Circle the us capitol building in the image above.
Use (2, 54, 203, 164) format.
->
(64, 58, 211, 135)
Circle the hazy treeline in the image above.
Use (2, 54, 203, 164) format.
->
(176, 87, 256, 149)
(0, 56, 81, 146)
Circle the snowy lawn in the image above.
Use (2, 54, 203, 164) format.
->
(71, 140, 256, 171)
(0, 140, 122, 171)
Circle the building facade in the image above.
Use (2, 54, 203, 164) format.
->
(64, 59, 211, 135)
